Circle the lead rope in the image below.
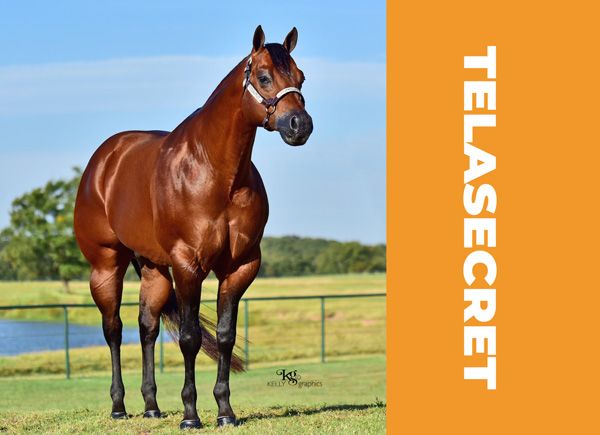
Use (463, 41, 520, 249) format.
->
(242, 58, 304, 131)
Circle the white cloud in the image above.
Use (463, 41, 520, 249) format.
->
(0, 55, 385, 114)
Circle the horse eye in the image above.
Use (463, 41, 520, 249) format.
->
(258, 75, 271, 86)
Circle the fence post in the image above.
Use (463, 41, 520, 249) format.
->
(63, 306, 71, 379)
(159, 317, 164, 373)
(244, 299, 249, 370)
(320, 297, 326, 363)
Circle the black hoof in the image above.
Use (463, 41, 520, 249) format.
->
(111, 411, 128, 419)
(217, 416, 237, 427)
(144, 410, 162, 418)
(180, 419, 202, 430)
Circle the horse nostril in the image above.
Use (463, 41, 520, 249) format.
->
(290, 115, 299, 131)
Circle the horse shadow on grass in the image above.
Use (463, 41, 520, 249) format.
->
(237, 401, 386, 425)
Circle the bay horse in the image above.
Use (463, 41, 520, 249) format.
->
(74, 25, 312, 429)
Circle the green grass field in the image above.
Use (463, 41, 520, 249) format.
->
(0, 356, 386, 434)
(0, 275, 386, 432)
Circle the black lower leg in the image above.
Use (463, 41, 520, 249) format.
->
(214, 297, 239, 424)
(139, 309, 160, 415)
(103, 315, 126, 417)
(179, 304, 202, 428)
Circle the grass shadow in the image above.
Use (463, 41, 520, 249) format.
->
(237, 401, 386, 425)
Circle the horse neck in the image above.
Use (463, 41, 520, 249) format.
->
(185, 59, 258, 189)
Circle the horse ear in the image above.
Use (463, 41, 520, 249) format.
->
(283, 27, 298, 53)
(253, 25, 265, 52)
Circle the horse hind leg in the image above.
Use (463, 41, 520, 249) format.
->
(87, 244, 131, 419)
(137, 258, 173, 418)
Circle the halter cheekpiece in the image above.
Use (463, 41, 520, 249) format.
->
(242, 57, 304, 131)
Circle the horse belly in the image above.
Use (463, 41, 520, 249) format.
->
(108, 193, 167, 264)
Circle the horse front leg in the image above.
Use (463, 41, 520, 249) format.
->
(172, 256, 206, 430)
(213, 248, 261, 427)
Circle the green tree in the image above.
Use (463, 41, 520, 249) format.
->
(0, 168, 87, 291)
(0, 228, 17, 279)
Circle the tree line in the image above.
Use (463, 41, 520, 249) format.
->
(259, 236, 385, 277)
(0, 170, 385, 289)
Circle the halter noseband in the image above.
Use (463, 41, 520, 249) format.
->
(242, 58, 304, 131)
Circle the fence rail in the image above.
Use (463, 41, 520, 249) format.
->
(0, 293, 386, 379)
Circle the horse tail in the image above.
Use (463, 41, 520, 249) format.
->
(131, 257, 142, 279)
(160, 287, 246, 373)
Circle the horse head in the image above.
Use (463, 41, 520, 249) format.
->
(242, 25, 313, 146)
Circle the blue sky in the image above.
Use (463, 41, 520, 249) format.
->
(0, 1, 385, 244)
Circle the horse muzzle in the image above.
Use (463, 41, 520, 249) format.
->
(276, 110, 313, 146)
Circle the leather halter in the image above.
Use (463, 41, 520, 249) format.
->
(242, 58, 304, 131)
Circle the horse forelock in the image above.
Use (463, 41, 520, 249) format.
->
(264, 43, 292, 75)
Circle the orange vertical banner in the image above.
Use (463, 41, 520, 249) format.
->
(388, 1, 600, 433)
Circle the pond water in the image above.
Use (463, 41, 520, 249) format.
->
(0, 319, 168, 356)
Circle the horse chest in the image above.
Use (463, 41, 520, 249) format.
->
(162, 188, 266, 267)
